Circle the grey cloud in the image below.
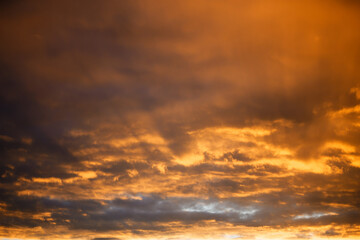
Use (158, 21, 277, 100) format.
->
(1, 187, 360, 231)
(167, 163, 283, 176)
(322, 228, 341, 236)
(92, 238, 121, 240)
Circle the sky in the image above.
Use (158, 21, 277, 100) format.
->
(0, 0, 360, 239)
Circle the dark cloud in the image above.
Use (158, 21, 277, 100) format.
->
(92, 238, 120, 240)
(322, 228, 341, 237)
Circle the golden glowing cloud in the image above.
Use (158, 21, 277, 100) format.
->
(0, 0, 360, 239)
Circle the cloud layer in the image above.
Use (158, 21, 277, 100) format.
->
(1, 0, 360, 239)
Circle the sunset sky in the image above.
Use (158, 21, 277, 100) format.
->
(1, 1, 360, 239)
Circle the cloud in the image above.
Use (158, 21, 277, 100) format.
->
(1, 0, 360, 239)
(321, 228, 341, 237)
(92, 238, 120, 240)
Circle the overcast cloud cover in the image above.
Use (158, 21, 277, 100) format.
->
(1, 0, 360, 239)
